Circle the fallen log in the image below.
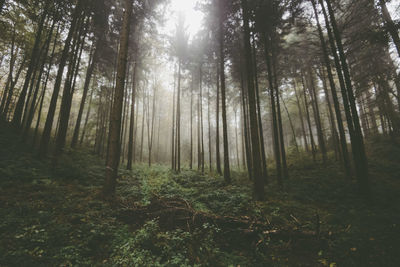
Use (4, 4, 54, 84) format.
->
(117, 194, 330, 243)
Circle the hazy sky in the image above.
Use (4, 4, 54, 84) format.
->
(167, 0, 204, 37)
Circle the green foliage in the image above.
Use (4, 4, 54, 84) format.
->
(1, 126, 400, 266)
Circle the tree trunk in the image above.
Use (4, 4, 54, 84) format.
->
(263, 33, 282, 185)
(324, 0, 370, 198)
(80, 86, 94, 146)
(53, 17, 87, 164)
(307, 66, 327, 164)
(71, 40, 99, 148)
(127, 59, 138, 169)
(301, 72, 317, 162)
(103, 0, 132, 197)
(311, 0, 352, 176)
(208, 83, 212, 171)
(252, 33, 268, 182)
(293, 78, 309, 152)
(190, 74, 193, 169)
(176, 60, 181, 171)
(12, 0, 50, 127)
(171, 65, 176, 170)
(218, 4, 231, 182)
(39, 0, 82, 156)
(242, 0, 264, 200)
(216, 66, 222, 175)
(22, 19, 56, 140)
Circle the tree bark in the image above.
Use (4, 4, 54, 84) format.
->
(218, 5, 230, 182)
(39, 0, 82, 156)
(242, 0, 264, 200)
(103, 0, 132, 197)
(12, 0, 50, 127)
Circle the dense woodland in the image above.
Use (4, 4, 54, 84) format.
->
(0, 0, 400, 265)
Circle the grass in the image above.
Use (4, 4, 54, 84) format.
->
(0, 123, 399, 266)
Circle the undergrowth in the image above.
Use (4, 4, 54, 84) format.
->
(0, 124, 399, 266)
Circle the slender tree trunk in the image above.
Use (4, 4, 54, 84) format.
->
(240, 69, 252, 179)
(314, 0, 351, 176)
(252, 33, 268, 182)
(218, 5, 231, 182)
(273, 58, 289, 179)
(281, 93, 298, 152)
(190, 74, 193, 169)
(39, 1, 82, 156)
(301, 72, 317, 162)
(2, 56, 26, 120)
(140, 96, 145, 162)
(207, 83, 212, 171)
(200, 65, 205, 173)
(127, 59, 138, 169)
(12, 0, 50, 127)
(171, 66, 176, 170)
(263, 33, 282, 185)
(324, 0, 370, 198)
(53, 18, 87, 164)
(215, 66, 222, 174)
(80, 85, 94, 146)
(22, 19, 56, 140)
(234, 108, 240, 169)
(319, 66, 340, 160)
(307, 66, 327, 164)
(0, 25, 17, 117)
(293, 78, 309, 152)
(177, 60, 182, 172)
(103, 0, 132, 197)
(71, 41, 99, 148)
(242, 0, 264, 199)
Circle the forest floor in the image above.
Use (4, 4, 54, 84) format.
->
(0, 124, 400, 266)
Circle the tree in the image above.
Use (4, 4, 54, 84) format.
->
(103, 0, 132, 197)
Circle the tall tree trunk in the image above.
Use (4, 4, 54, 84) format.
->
(22, 19, 56, 140)
(208, 83, 212, 171)
(281, 93, 299, 152)
(176, 60, 182, 172)
(0, 25, 17, 117)
(218, 4, 231, 182)
(242, 0, 264, 200)
(12, 0, 50, 127)
(39, 1, 82, 156)
(301, 72, 317, 162)
(215, 66, 222, 175)
(71, 40, 99, 148)
(171, 66, 176, 170)
(199, 64, 205, 174)
(240, 69, 252, 179)
(252, 33, 268, 182)
(307, 66, 327, 164)
(293, 78, 309, 152)
(53, 17, 87, 164)
(324, 0, 370, 198)
(263, 33, 282, 186)
(273, 57, 289, 179)
(103, 0, 132, 197)
(190, 74, 193, 169)
(319, 66, 340, 161)
(234, 108, 240, 169)
(312, 0, 352, 174)
(127, 59, 138, 169)
(80, 85, 94, 146)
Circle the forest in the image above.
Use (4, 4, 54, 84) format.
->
(0, 0, 400, 265)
